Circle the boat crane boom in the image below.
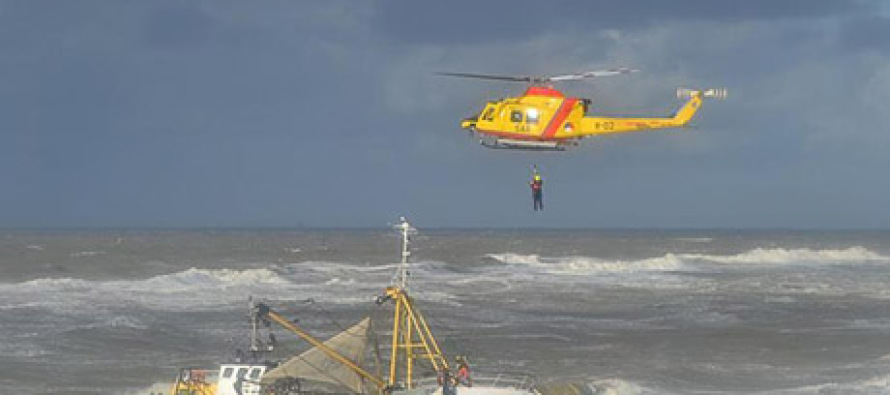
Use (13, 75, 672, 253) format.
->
(252, 302, 389, 391)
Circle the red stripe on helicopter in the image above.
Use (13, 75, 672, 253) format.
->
(541, 98, 578, 139)
(523, 86, 564, 97)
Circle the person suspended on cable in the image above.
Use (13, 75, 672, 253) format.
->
(529, 165, 544, 211)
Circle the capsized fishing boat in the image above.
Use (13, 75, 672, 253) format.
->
(170, 217, 549, 395)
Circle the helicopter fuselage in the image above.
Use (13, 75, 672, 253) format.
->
(460, 86, 723, 150)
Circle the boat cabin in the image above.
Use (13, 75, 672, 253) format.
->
(215, 363, 268, 395)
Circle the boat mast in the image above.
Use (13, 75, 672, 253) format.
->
(395, 216, 414, 289)
(380, 217, 449, 389)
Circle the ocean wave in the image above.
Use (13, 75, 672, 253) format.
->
(485, 247, 890, 275)
(63, 315, 150, 331)
(0, 267, 298, 312)
(674, 237, 714, 243)
(484, 253, 685, 274)
(681, 246, 889, 265)
(8, 267, 291, 293)
(70, 250, 105, 257)
(141, 267, 291, 290)
(587, 378, 652, 395)
(0, 262, 456, 312)
(126, 382, 171, 395)
(587, 373, 890, 394)
(767, 373, 890, 394)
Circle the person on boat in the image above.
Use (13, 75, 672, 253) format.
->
(234, 369, 246, 395)
(234, 348, 245, 363)
(455, 356, 472, 387)
(439, 367, 456, 395)
(529, 166, 544, 211)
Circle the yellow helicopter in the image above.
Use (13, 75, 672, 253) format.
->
(439, 69, 726, 151)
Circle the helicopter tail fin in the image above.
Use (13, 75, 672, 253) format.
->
(676, 88, 728, 100)
(672, 88, 727, 125)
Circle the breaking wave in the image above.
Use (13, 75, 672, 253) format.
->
(0, 267, 299, 312)
(0, 262, 454, 312)
(583, 373, 890, 394)
(762, 373, 890, 394)
(485, 253, 684, 274)
(486, 247, 890, 275)
(682, 246, 889, 265)
(587, 378, 651, 395)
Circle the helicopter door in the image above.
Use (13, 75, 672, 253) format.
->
(525, 107, 540, 134)
(509, 107, 539, 135)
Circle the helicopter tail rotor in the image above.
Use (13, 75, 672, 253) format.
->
(677, 88, 728, 100)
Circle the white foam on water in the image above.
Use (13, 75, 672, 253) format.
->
(0, 259, 470, 314)
(0, 267, 299, 312)
(674, 237, 714, 243)
(681, 246, 890, 265)
(325, 277, 356, 286)
(587, 372, 890, 394)
(485, 253, 685, 275)
(70, 314, 149, 331)
(70, 250, 105, 257)
(141, 267, 290, 290)
(761, 373, 890, 394)
(587, 378, 654, 395)
(124, 382, 170, 395)
(846, 318, 890, 331)
(486, 247, 890, 276)
(0, 341, 52, 358)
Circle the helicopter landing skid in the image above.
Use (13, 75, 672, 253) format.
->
(480, 138, 568, 151)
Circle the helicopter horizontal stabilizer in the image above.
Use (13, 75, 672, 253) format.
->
(677, 88, 728, 100)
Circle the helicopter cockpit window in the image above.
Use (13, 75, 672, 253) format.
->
(510, 110, 523, 123)
(526, 108, 540, 124)
(482, 107, 495, 121)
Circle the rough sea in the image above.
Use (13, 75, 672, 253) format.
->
(3, 229, 890, 394)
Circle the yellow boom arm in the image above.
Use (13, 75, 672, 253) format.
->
(256, 303, 389, 391)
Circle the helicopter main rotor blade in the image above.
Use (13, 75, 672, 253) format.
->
(547, 67, 638, 82)
(437, 67, 637, 84)
(435, 72, 534, 83)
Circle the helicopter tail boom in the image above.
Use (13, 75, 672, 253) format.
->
(571, 87, 726, 138)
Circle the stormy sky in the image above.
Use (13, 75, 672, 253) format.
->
(1, 0, 889, 228)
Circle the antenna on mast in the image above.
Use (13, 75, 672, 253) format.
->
(393, 216, 416, 289)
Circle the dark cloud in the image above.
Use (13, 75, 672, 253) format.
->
(371, 0, 871, 45)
